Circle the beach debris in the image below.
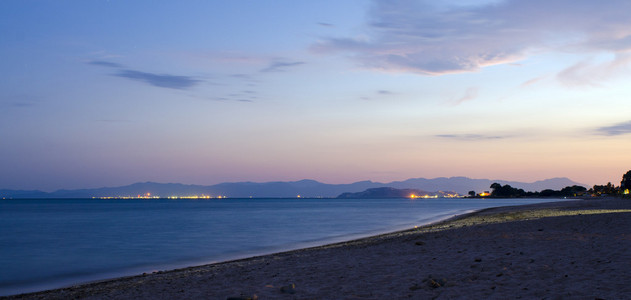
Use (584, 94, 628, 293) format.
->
(280, 283, 296, 294)
(429, 278, 444, 288)
(424, 275, 447, 288)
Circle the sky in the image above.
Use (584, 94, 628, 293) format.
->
(2, 0, 631, 191)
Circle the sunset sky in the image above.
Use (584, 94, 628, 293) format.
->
(2, 0, 631, 191)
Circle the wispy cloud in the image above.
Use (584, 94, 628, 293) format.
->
(3, 94, 40, 108)
(557, 53, 631, 87)
(313, 0, 631, 75)
(96, 119, 133, 123)
(226, 90, 258, 102)
(231, 74, 254, 80)
(520, 76, 546, 87)
(209, 97, 254, 103)
(261, 61, 305, 73)
(115, 70, 201, 90)
(360, 89, 398, 100)
(596, 120, 631, 136)
(89, 60, 202, 90)
(435, 134, 507, 140)
(452, 87, 479, 105)
(88, 60, 124, 68)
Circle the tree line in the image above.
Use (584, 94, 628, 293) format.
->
(588, 169, 631, 197)
(469, 170, 631, 198)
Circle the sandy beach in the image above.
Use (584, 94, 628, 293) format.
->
(4, 197, 631, 299)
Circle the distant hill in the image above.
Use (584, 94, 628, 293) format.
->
(383, 177, 584, 195)
(0, 177, 585, 199)
(337, 187, 451, 199)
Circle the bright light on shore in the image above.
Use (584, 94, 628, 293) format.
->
(93, 194, 223, 199)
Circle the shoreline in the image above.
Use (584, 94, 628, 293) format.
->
(5, 197, 631, 299)
(0, 205, 475, 297)
(0, 206, 473, 297)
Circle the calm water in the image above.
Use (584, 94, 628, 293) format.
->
(0, 197, 567, 295)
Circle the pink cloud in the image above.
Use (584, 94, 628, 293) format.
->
(452, 87, 479, 105)
(313, 0, 631, 75)
(557, 53, 631, 86)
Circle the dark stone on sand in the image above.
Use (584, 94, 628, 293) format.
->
(474, 258, 482, 262)
(425, 276, 446, 288)
(415, 241, 425, 246)
(280, 283, 296, 294)
(428, 279, 442, 288)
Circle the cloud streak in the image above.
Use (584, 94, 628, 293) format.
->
(115, 70, 201, 90)
(313, 0, 631, 75)
(452, 87, 479, 105)
(435, 134, 507, 140)
(557, 53, 631, 86)
(260, 61, 305, 72)
(89, 60, 202, 90)
(596, 120, 631, 136)
(360, 89, 398, 100)
(88, 60, 124, 68)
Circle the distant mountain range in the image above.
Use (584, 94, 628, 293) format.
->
(337, 187, 455, 199)
(0, 177, 585, 199)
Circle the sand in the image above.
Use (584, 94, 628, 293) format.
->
(4, 197, 631, 299)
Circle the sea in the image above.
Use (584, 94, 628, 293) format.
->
(0, 197, 568, 296)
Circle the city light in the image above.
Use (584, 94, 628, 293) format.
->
(92, 194, 224, 199)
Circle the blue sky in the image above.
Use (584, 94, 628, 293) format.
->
(2, 0, 631, 191)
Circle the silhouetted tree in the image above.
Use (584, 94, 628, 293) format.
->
(621, 170, 631, 196)
(592, 182, 619, 196)
(468, 190, 476, 197)
(560, 185, 587, 197)
(490, 183, 526, 198)
(621, 170, 631, 189)
(539, 189, 557, 197)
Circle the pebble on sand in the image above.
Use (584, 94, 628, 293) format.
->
(280, 283, 296, 294)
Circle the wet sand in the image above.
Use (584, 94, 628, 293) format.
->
(5, 197, 631, 299)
